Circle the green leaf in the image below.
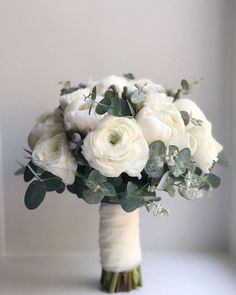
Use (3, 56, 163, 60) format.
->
(67, 180, 81, 194)
(123, 73, 135, 80)
(56, 183, 65, 194)
(181, 79, 190, 92)
(120, 182, 148, 212)
(95, 97, 111, 115)
(85, 179, 98, 191)
(107, 177, 123, 188)
(24, 181, 46, 210)
(102, 182, 116, 196)
(145, 141, 166, 178)
(15, 166, 25, 176)
(180, 111, 190, 126)
(108, 96, 120, 116)
(169, 148, 191, 177)
(178, 186, 203, 200)
(82, 189, 105, 204)
(204, 174, 221, 188)
(120, 99, 132, 116)
(42, 178, 63, 192)
(217, 151, 229, 167)
(88, 170, 106, 184)
(91, 86, 97, 100)
(24, 161, 37, 182)
(126, 99, 136, 117)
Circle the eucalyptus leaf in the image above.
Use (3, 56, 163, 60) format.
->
(180, 111, 190, 126)
(95, 97, 111, 115)
(14, 166, 25, 176)
(82, 189, 105, 204)
(24, 181, 46, 210)
(217, 151, 229, 167)
(145, 141, 166, 178)
(181, 79, 190, 92)
(24, 161, 37, 182)
(56, 183, 65, 194)
(108, 96, 120, 116)
(204, 174, 221, 188)
(169, 148, 191, 177)
(91, 86, 97, 100)
(123, 73, 135, 80)
(42, 178, 63, 192)
(88, 170, 106, 184)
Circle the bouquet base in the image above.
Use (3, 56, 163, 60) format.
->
(100, 266, 142, 293)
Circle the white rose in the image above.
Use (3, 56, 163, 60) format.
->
(81, 116, 149, 178)
(59, 88, 91, 111)
(32, 132, 77, 184)
(136, 96, 185, 145)
(174, 98, 223, 172)
(28, 109, 63, 150)
(90, 75, 129, 97)
(63, 96, 104, 133)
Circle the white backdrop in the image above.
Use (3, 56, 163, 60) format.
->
(0, 0, 233, 254)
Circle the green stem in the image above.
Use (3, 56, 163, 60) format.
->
(108, 273, 119, 293)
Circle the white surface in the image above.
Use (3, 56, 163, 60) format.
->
(0, 252, 236, 295)
(0, 0, 232, 254)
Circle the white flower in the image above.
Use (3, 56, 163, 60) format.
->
(174, 98, 223, 172)
(60, 88, 91, 111)
(32, 132, 77, 184)
(136, 96, 185, 145)
(174, 98, 206, 130)
(81, 116, 149, 178)
(63, 96, 104, 133)
(90, 75, 130, 97)
(28, 109, 63, 150)
(170, 133, 197, 155)
(134, 78, 165, 93)
(144, 92, 173, 106)
(190, 122, 222, 172)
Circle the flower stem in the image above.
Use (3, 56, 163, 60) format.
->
(100, 266, 142, 293)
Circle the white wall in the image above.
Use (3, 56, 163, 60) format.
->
(230, 0, 236, 256)
(0, 129, 5, 255)
(0, 0, 232, 254)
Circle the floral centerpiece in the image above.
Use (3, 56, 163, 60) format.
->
(16, 74, 227, 293)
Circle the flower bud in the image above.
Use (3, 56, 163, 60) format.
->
(71, 133, 82, 143)
(64, 122, 72, 132)
(68, 141, 77, 151)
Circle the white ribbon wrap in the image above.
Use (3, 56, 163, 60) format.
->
(99, 203, 141, 272)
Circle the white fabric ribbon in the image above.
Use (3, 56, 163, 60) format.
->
(99, 203, 141, 272)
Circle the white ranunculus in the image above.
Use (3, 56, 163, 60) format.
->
(60, 88, 91, 111)
(190, 122, 222, 172)
(136, 99, 185, 145)
(174, 98, 207, 130)
(63, 96, 104, 133)
(32, 132, 77, 184)
(134, 78, 165, 93)
(90, 75, 129, 97)
(170, 133, 197, 155)
(174, 98, 223, 172)
(28, 109, 63, 150)
(81, 116, 149, 178)
(144, 92, 173, 106)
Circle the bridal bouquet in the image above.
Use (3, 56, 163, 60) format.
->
(16, 74, 227, 293)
